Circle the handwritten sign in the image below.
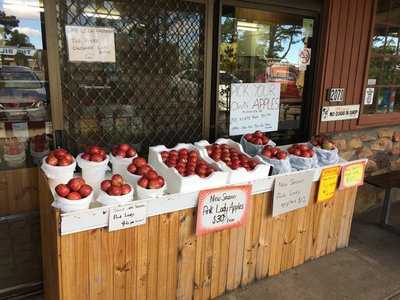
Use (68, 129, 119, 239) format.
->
(108, 200, 147, 231)
(272, 170, 314, 217)
(196, 185, 251, 235)
(317, 166, 341, 202)
(65, 26, 115, 62)
(229, 83, 280, 136)
(340, 162, 366, 189)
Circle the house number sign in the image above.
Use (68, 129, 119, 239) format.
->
(327, 88, 345, 102)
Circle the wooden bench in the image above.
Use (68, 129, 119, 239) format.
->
(365, 171, 400, 232)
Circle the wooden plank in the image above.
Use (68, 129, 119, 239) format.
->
(312, 200, 334, 258)
(136, 224, 149, 300)
(157, 214, 170, 300)
(194, 234, 205, 300)
(268, 214, 285, 276)
(280, 209, 300, 272)
(167, 212, 180, 300)
(304, 185, 317, 262)
(217, 229, 230, 296)
(88, 229, 103, 299)
(225, 226, 239, 291)
(60, 234, 76, 300)
(326, 191, 345, 254)
(210, 231, 221, 298)
(146, 216, 159, 300)
(256, 194, 273, 279)
(337, 187, 358, 248)
(201, 233, 214, 300)
(177, 209, 196, 300)
(76, 232, 90, 300)
(125, 227, 137, 300)
(100, 229, 113, 300)
(233, 223, 246, 288)
(342, 187, 358, 247)
(292, 207, 307, 267)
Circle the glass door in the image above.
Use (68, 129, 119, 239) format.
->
(215, 3, 317, 144)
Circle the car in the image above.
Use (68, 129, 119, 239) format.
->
(0, 66, 47, 121)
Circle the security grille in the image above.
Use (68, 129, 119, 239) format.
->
(56, 0, 205, 153)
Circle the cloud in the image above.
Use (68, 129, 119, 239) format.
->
(13, 27, 41, 37)
(3, 3, 42, 20)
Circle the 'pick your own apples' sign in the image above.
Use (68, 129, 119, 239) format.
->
(229, 83, 280, 136)
(196, 185, 251, 235)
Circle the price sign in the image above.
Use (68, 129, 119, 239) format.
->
(272, 170, 314, 217)
(196, 185, 251, 235)
(317, 166, 341, 202)
(108, 200, 147, 231)
(340, 162, 366, 189)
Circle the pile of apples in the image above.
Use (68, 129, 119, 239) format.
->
(55, 177, 92, 200)
(31, 134, 49, 153)
(111, 143, 137, 158)
(160, 148, 216, 178)
(127, 157, 151, 176)
(46, 148, 74, 166)
(288, 144, 315, 158)
(244, 131, 270, 145)
(137, 169, 165, 190)
(261, 145, 288, 160)
(81, 145, 107, 162)
(310, 135, 336, 151)
(205, 143, 259, 171)
(101, 174, 132, 196)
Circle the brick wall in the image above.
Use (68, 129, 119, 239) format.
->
(330, 125, 400, 214)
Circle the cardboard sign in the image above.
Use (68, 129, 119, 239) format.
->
(340, 162, 366, 189)
(65, 26, 116, 62)
(272, 170, 314, 217)
(317, 166, 341, 202)
(229, 83, 280, 136)
(321, 105, 360, 122)
(196, 185, 251, 235)
(108, 200, 147, 231)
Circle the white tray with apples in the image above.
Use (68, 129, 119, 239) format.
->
(195, 138, 272, 184)
(148, 143, 229, 194)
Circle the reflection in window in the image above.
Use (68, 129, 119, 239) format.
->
(0, 0, 52, 170)
(364, 0, 400, 114)
(218, 6, 313, 143)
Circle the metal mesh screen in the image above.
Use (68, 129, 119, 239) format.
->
(56, 0, 205, 153)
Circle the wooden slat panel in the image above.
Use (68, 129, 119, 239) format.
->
(167, 212, 180, 300)
(146, 216, 159, 300)
(88, 229, 103, 299)
(136, 224, 149, 300)
(125, 227, 137, 300)
(157, 214, 169, 300)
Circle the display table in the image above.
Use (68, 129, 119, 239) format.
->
(39, 165, 360, 300)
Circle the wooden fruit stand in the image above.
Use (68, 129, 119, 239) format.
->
(39, 161, 361, 300)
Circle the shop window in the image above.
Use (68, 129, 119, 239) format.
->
(363, 0, 400, 116)
(57, 0, 205, 153)
(215, 5, 317, 144)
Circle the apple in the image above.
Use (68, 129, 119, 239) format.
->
(91, 154, 104, 162)
(148, 179, 161, 189)
(67, 192, 81, 200)
(157, 176, 165, 187)
(111, 174, 124, 186)
(119, 144, 130, 152)
(133, 157, 147, 168)
(54, 148, 68, 159)
(68, 177, 85, 192)
(58, 158, 71, 166)
(101, 180, 112, 192)
(121, 184, 132, 195)
(146, 170, 158, 180)
(277, 152, 287, 160)
(88, 146, 100, 155)
(115, 149, 126, 158)
(46, 154, 58, 166)
(138, 177, 149, 188)
(127, 163, 137, 174)
(55, 184, 70, 197)
(126, 147, 137, 158)
(81, 153, 91, 161)
(137, 165, 152, 176)
(79, 184, 93, 198)
(108, 186, 122, 196)
(178, 149, 189, 157)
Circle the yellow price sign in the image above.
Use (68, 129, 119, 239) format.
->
(317, 166, 340, 202)
(340, 162, 366, 189)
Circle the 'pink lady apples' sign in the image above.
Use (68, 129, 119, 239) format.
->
(196, 185, 251, 235)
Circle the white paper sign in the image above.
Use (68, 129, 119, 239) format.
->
(229, 83, 280, 136)
(364, 88, 375, 105)
(65, 26, 116, 63)
(299, 48, 311, 66)
(303, 19, 314, 38)
(12, 122, 29, 138)
(108, 200, 147, 231)
(321, 105, 360, 122)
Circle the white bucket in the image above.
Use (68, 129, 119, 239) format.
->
(136, 184, 166, 200)
(110, 153, 136, 175)
(41, 156, 76, 191)
(53, 192, 93, 213)
(125, 171, 141, 187)
(96, 186, 134, 206)
(76, 153, 110, 195)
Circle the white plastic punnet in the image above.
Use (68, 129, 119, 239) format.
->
(110, 153, 136, 175)
(148, 143, 228, 194)
(125, 170, 142, 187)
(53, 191, 93, 213)
(41, 156, 76, 191)
(195, 138, 272, 184)
(136, 183, 167, 200)
(96, 185, 134, 206)
(76, 153, 110, 194)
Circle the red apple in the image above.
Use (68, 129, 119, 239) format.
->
(81, 153, 91, 161)
(68, 177, 85, 192)
(54, 148, 68, 159)
(119, 144, 130, 152)
(67, 192, 82, 200)
(127, 163, 137, 174)
(98, 149, 106, 157)
(133, 157, 147, 168)
(90, 154, 104, 162)
(55, 184, 70, 197)
(46, 154, 58, 166)
(137, 165, 152, 176)
(115, 149, 126, 158)
(58, 158, 72, 166)
(121, 184, 132, 195)
(277, 152, 287, 160)
(111, 174, 124, 186)
(101, 180, 112, 192)
(88, 145, 100, 155)
(108, 186, 122, 196)
(138, 177, 149, 188)
(79, 184, 93, 198)
(146, 170, 158, 180)
(148, 179, 161, 189)
(157, 176, 165, 187)
(126, 147, 137, 158)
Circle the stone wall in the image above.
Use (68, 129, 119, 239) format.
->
(330, 125, 400, 214)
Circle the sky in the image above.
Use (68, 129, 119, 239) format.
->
(0, 0, 43, 49)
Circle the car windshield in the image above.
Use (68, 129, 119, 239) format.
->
(0, 70, 42, 89)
